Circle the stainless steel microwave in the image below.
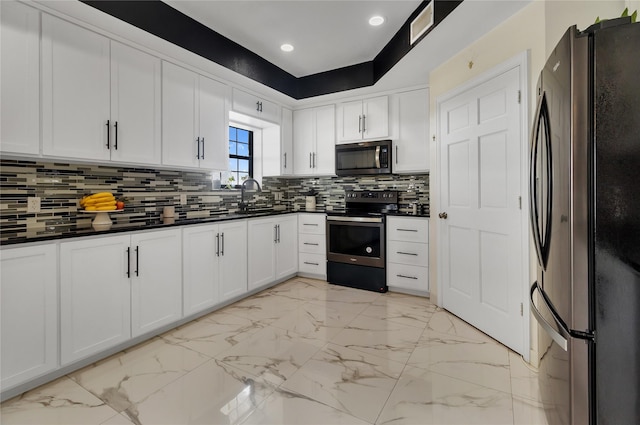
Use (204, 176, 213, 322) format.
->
(335, 140, 392, 176)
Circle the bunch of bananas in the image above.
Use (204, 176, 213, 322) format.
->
(80, 192, 117, 211)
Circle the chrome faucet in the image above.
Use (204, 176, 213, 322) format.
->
(239, 177, 262, 212)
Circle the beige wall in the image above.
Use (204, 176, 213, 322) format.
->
(426, 0, 624, 365)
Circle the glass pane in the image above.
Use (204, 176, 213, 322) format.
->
(237, 129, 249, 143)
(238, 159, 249, 172)
(228, 141, 237, 155)
(237, 142, 249, 157)
(229, 158, 237, 171)
(229, 127, 236, 141)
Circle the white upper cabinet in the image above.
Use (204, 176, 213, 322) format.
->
(41, 14, 162, 164)
(232, 88, 280, 124)
(337, 96, 389, 142)
(162, 61, 228, 170)
(0, 1, 40, 155)
(110, 41, 162, 165)
(280, 107, 294, 175)
(293, 105, 335, 175)
(393, 88, 430, 173)
(42, 14, 111, 161)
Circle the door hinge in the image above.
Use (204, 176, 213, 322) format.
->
(517, 90, 521, 104)
(519, 196, 522, 209)
(520, 303, 523, 316)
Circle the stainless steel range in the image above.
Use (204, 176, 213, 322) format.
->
(326, 190, 398, 292)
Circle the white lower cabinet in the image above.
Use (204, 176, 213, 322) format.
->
(60, 229, 182, 365)
(297, 213, 326, 279)
(248, 215, 298, 291)
(1, 244, 58, 390)
(386, 216, 429, 294)
(183, 220, 247, 315)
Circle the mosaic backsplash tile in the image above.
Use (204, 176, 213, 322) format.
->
(0, 159, 429, 243)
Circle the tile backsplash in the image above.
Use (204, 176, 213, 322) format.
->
(0, 159, 428, 242)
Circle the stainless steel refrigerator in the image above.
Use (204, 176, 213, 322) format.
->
(529, 18, 640, 425)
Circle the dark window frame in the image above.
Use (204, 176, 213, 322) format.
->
(228, 126, 253, 188)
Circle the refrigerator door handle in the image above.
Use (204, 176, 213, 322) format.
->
(530, 281, 569, 351)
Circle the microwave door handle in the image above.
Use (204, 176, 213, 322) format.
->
(375, 146, 381, 168)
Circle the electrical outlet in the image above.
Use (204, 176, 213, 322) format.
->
(180, 194, 187, 205)
(27, 197, 41, 213)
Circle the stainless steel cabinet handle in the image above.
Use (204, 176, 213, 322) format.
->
(304, 242, 319, 246)
(126, 247, 131, 278)
(397, 251, 418, 256)
(201, 137, 205, 159)
(313, 152, 316, 168)
(397, 274, 417, 280)
(304, 261, 319, 266)
(221, 232, 225, 256)
(216, 233, 220, 257)
(395, 146, 398, 164)
(277, 224, 281, 243)
(196, 137, 201, 159)
(303, 223, 319, 226)
(362, 114, 366, 133)
(397, 228, 418, 232)
(309, 152, 312, 169)
(256, 101, 260, 112)
(284, 152, 287, 168)
(358, 115, 362, 133)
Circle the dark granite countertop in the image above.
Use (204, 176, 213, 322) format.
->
(1, 208, 428, 247)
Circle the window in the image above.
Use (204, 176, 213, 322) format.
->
(228, 126, 253, 187)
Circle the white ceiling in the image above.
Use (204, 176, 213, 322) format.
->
(163, 0, 423, 77)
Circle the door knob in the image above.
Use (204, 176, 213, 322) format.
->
(438, 212, 448, 219)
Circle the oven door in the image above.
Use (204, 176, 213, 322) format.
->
(326, 216, 385, 268)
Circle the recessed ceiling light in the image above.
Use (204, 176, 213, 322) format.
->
(280, 43, 294, 52)
(369, 16, 385, 26)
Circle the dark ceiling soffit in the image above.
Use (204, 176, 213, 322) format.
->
(80, 0, 463, 100)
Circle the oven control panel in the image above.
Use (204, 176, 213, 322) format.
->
(345, 190, 398, 203)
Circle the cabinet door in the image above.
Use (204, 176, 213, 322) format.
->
(362, 96, 389, 140)
(60, 235, 131, 365)
(219, 220, 248, 302)
(275, 215, 298, 279)
(0, 1, 40, 155)
(257, 98, 281, 124)
(338, 100, 363, 142)
(1, 244, 57, 389)
(198, 75, 229, 170)
(281, 107, 294, 175)
(131, 229, 182, 338)
(183, 225, 220, 316)
(42, 14, 110, 160)
(110, 41, 161, 165)
(394, 89, 429, 173)
(313, 105, 336, 175)
(293, 108, 314, 175)
(162, 61, 199, 168)
(247, 218, 277, 290)
(232, 88, 280, 123)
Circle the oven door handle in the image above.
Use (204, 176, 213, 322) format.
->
(375, 146, 381, 168)
(327, 216, 383, 223)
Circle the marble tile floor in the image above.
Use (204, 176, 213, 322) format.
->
(1, 277, 548, 425)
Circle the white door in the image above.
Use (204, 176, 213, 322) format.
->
(60, 235, 131, 365)
(247, 218, 277, 290)
(131, 229, 182, 337)
(438, 66, 525, 354)
(110, 41, 161, 165)
(42, 14, 110, 160)
(162, 61, 199, 168)
(198, 75, 229, 170)
(275, 215, 298, 280)
(0, 0, 40, 155)
(219, 220, 248, 302)
(183, 224, 220, 316)
(1, 244, 57, 389)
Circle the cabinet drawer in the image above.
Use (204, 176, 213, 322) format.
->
(298, 214, 326, 235)
(387, 263, 429, 292)
(299, 233, 326, 254)
(298, 253, 326, 276)
(387, 240, 428, 266)
(387, 217, 428, 242)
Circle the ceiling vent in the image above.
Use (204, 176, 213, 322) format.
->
(410, 2, 434, 45)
